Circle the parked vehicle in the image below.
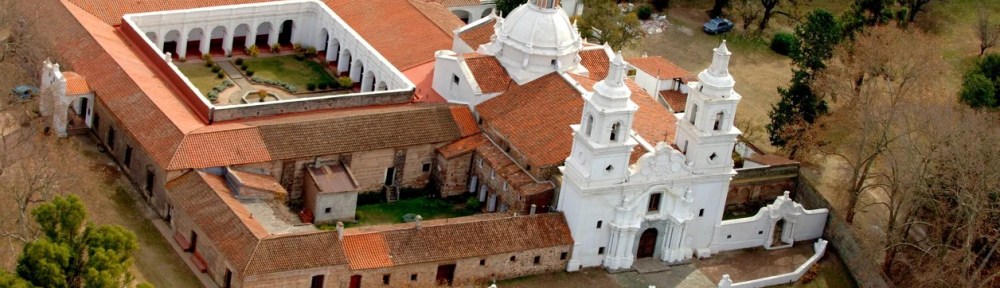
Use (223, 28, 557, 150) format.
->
(703, 18, 734, 35)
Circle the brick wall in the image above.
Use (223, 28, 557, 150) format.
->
(435, 152, 474, 198)
(244, 265, 350, 288)
(726, 164, 798, 210)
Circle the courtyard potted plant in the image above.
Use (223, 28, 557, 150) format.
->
(258, 89, 268, 103)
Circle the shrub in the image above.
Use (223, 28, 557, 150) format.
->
(178, 57, 187, 63)
(240, 63, 248, 71)
(211, 65, 221, 73)
(246, 45, 260, 57)
(270, 43, 281, 54)
(223, 80, 234, 87)
(326, 81, 338, 89)
(770, 32, 797, 56)
(293, 53, 305, 61)
(959, 73, 997, 108)
(205, 59, 215, 67)
(217, 71, 224, 79)
(337, 76, 353, 88)
(286, 198, 304, 212)
(306, 46, 318, 57)
(250, 76, 262, 83)
(234, 58, 244, 65)
(293, 42, 303, 53)
(307, 83, 317, 91)
(287, 85, 297, 93)
(201, 53, 212, 62)
(207, 91, 219, 101)
(465, 197, 481, 213)
(257, 89, 268, 102)
(246, 69, 255, 76)
(637, 5, 653, 20)
(318, 82, 329, 90)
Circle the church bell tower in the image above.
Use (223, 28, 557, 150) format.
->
(674, 41, 742, 175)
(564, 52, 638, 188)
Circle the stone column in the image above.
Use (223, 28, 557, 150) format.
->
(223, 26, 235, 56)
(200, 29, 211, 56)
(177, 33, 189, 59)
(337, 49, 350, 73)
(267, 24, 278, 47)
(156, 31, 166, 53)
(621, 227, 637, 268)
(246, 29, 256, 48)
(325, 38, 336, 62)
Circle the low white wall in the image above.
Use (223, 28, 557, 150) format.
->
(718, 239, 829, 288)
(713, 192, 829, 252)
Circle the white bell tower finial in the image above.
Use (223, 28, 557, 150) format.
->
(708, 40, 732, 77)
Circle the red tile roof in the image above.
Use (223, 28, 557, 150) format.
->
(659, 90, 688, 113)
(458, 19, 496, 50)
(245, 231, 349, 276)
(476, 143, 555, 196)
(627, 56, 696, 81)
(307, 164, 358, 194)
(465, 54, 513, 94)
(450, 105, 481, 137)
(427, 0, 482, 7)
(579, 49, 611, 80)
(571, 74, 678, 145)
(342, 213, 572, 269)
(438, 133, 490, 159)
(230, 170, 287, 195)
(62, 72, 93, 95)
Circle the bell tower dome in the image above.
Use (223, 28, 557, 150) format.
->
(485, 0, 586, 84)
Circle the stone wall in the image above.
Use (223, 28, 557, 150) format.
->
(244, 265, 350, 288)
(168, 200, 238, 288)
(211, 90, 414, 122)
(435, 152, 474, 198)
(348, 245, 571, 287)
(726, 164, 798, 210)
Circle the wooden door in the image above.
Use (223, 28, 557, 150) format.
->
(435, 264, 456, 286)
(638, 228, 657, 258)
(349, 275, 361, 288)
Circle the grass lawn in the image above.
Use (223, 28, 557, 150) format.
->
(241, 55, 337, 91)
(176, 62, 226, 96)
(336, 197, 477, 228)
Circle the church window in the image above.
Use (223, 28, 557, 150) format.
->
(699, 209, 705, 217)
(124, 146, 133, 168)
(683, 140, 689, 155)
(596, 221, 602, 229)
(560, 252, 568, 260)
(311, 275, 324, 288)
(585, 115, 594, 137)
(598, 247, 605, 255)
(145, 169, 155, 195)
(727, 235, 732, 239)
(605, 165, 614, 173)
(526, 165, 531, 171)
(714, 111, 724, 131)
(758, 231, 764, 234)
(480, 259, 486, 266)
(648, 193, 662, 212)
(510, 256, 516, 262)
(503, 181, 508, 191)
(452, 74, 459, 85)
(551, 59, 557, 66)
(478, 157, 483, 167)
(610, 122, 621, 141)
(689, 105, 698, 125)
(478, 117, 483, 124)
(325, 207, 332, 214)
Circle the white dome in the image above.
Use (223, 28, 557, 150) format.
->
(496, 2, 581, 56)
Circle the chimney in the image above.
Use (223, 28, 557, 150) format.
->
(530, 204, 537, 215)
(313, 157, 322, 168)
(415, 215, 423, 230)
(336, 222, 344, 241)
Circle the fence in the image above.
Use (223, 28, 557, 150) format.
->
(793, 175, 891, 288)
(718, 239, 829, 288)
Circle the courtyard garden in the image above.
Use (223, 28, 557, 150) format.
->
(239, 54, 341, 92)
(176, 60, 229, 96)
(317, 194, 481, 229)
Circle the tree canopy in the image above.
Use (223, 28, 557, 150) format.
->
(7, 195, 148, 288)
(959, 53, 1000, 109)
(495, 0, 529, 17)
(580, 0, 644, 51)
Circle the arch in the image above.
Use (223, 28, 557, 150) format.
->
(637, 228, 657, 258)
(145, 31, 157, 43)
(327, 37, 341, 63)
(772, 218, 787, 247)
(256, 22, 273, 47)
(375, 81, 388, 91)
(585, 114, 594, 137)
(337, 48, 352, 76)
(209, 25, 227, 55)
(610, 121, 621, 142)
(452, 9, 471, 23)
(361, 70, 376, 92)
(689, 104, 698, 125)
(186, 27, 205, 58)
(350, 59, 364, 83)
(482, 7, 494, 18)
(233, 24, 251, 52)
(318, 28, 329, 54)
(278, 19, 294, 46)
(162, 30, 181, 57)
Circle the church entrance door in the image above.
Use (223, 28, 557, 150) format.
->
(638, 228, 657, 258)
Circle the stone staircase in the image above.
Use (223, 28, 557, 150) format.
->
(385, 185, 400, 203)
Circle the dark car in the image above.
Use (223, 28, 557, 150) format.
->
(703, 18, 734, 34)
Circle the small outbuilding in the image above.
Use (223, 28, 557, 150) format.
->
(304, 163, 359, 223)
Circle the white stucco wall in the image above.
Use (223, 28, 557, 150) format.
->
(714, 193, 828, 252)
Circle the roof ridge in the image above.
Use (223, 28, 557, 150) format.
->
(241, 240, 264, 275)
(405, 0, 456, 40)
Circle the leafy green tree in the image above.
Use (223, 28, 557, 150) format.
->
(767, 10, 842, 157)
(841, 0, 895, 37)
(495, 0, 528, 17)
(12, 196, 147, 288)
(959, 73, 996, 109)
(580, 0, 644, 51)
(0, 270, 33, 288)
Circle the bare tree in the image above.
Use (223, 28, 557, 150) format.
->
(814, 26, 947, 224)
(976, 9, 1000, 56)
(731, 0, 763, 36)
(757, 0, 799, 32)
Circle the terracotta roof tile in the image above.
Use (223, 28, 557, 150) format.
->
(165, 172, 266, 276)
(465, 54, 513, 94)
(230, 170, 286, 195)
(571, 74, 677, 145)
(630, 145, 648, 165)
(343, 213, 572, 268)
(438, 133, 490, 159)
(475, 143, 554, 196)
(168, 127, 271, 170)
(450, 105, 481, 137)
(62, 72, 93, 95)
(659, 90, 687, 113)
(627, 56, 695, 81)
(307, 164, 358, 194)
(407, 0, 467, 36)
(458, 19, 496, 50)
(427, 0, 482, 7)
(342, 232, 394, 269)
(245, 231, 349, 276)
(579, 49, 611, 80)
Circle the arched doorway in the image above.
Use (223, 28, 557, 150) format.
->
(337, 49, 352, 76)
(163, 30, 181, 58)
(361, 70, 375, 92)
(233, 24, 251, 53)
(209, 26, 227, 56)
(278, 20, 294, 46)
(638, 228, 657, 258)
(452, 9, 471, 23)
(350, 59, 363, 83)
(187, 28, 205, 58)
(772, 219, 787, 247)
(256, 22, 272, 47)
(318, 28, 329, 57)
(375, 81, 388, 91)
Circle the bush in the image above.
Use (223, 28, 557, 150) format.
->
(287, 198, 304, 212)
(234, 58, 243, 65)
(217, 71, 224, 79)
(207, 91, 219, 101)
(465, 197, 481, 213)
(287, 85, 297, 93)
(293, 53, 305, 61)
(306, 46, 318, 57)
(240, 63, 248, 71)
(318, 82, 329, 90)
(959, 73, 996, 108)
(337, 76, 353, 88)
(246, 69, 255, 76)
(205, 59, 215, 68)
(201, 53, 212, 62)
(637, 5, 653, 20)
(246, 45, 260, 57)
(770, 32, 797, 56)
(307, 83, 317, 91)
(270, 43, 281, 54)
(211, 65, 221, 73)
(223, 80, 234, 87)
(293, 42, 303, 53)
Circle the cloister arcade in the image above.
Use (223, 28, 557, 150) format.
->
(123, 0, 410, 93)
